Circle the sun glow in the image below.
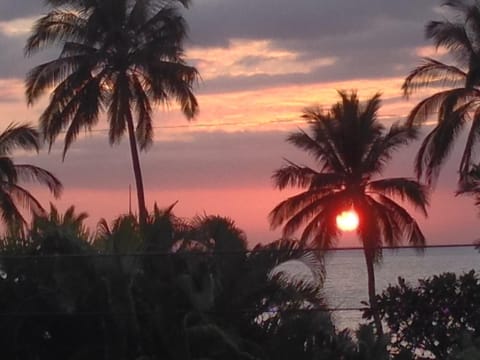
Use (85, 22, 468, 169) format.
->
(336, 210, 359, 232)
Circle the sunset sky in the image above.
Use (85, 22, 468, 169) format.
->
(0, 0, 478, 246)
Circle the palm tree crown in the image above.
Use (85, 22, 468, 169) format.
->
(270, 91, 428, 255)
(0, 123, 62, 226)
(25, 0, 199, 224)
(402, 0, 480, 184)
(270, 91, 429, 335)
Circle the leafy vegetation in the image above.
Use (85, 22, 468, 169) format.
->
(403, 0, 480, 185)
(0, 205, 340, 360)
(371, 271, 480, 359)
(0, 123, 62, 227)
(270, 91, 429, 336)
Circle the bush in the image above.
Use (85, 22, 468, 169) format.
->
(369, 271, 480, 359)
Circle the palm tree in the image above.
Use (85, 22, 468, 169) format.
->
(270, 91, 429, 335)
(402, 0, 480, 185)
(0, 123, 62, 227)
(25, 0, 199, 225)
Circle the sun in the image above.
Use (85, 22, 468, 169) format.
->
(336, 210, 359, 231)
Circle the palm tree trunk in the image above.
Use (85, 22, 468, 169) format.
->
(364, 248, 383, 336)
(125, 115, 147, 226)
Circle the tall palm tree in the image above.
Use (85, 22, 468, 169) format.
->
(25, 0, 199, 225)
(270, 91, 429, 335)
(0, 123, 62, 227)
(402, 0, 480, 185)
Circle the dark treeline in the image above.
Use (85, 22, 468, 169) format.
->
(0, 204, 371, 360)
(2, 205, 480, 359)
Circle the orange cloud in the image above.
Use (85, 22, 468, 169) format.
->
(188, 39, 337, 79)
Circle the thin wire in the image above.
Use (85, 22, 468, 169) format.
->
(0, 243, 473, 259)
(0, 307, 368, 317)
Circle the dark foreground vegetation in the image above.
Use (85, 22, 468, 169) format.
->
(0, 205, 477, 360)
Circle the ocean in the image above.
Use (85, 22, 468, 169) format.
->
(322, 246, 480, 330)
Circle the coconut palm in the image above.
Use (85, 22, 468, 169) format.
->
(270, 91, 429, 335)
(402, 0, 480, 185)
(0, 123, 62, 227)
(25, 0, 199, 225)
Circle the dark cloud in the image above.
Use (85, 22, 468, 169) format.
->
(0, 0, 446, 92)
(185, 0, 438, 47)
(0, 30, 59, 79)
(186, 0, 441, 94)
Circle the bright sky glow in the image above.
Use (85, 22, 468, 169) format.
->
(0, 17, 35, 36)
(188, 39, 337, 79)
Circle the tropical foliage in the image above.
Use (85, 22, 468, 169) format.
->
(0, 205, 346, 360)
(270, 91, 429, 335)
(371, 271, 480, 360)
(25, 0, 199, 224)
(402, 0, 480, 184)
(0, 123, 62, 227)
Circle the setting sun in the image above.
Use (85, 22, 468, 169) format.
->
(336, 210, 359, 232)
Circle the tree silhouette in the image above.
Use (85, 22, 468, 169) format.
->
(270, 91, 429, 335)
(0, 123, 62, 227)
(25, 0, 199, 225)
(402, 0, 480, 185)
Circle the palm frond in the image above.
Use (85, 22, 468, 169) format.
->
(287, 128, 346, 173)
(459, 104, 480, 175)
(272, 161, 343, 191)
(132, 74, 154, 150)
(0, 157, 17, 183)
(362, 123, 418, 176)
(359, 92, 382, 126)
(96, 218, 112, 239)
(25, 10, 87, 56)
(416, 99, 473, 184)
(108, 74, 131, 145)
(364, 195, 401, 248)
(25, 56, 87, 105)
(62, 76, 102, 158)
(144, 61, 199, 119)
(39, 68, 100, 148)
(368, 178, 429, 216)
(0, 190, 26, 226)
(189, 215, 247, 252)
(303, 203, 341, 249)
(426, 21, 473, 61)
(406, 87, 477, 126)
(0, 123, 39, 155)
(268, 250, 325, 290)
(375, 194, 426, 248)
(402, 58, 467, 97)
(269, 189, 334, 230)
(136, 5, 187, 44)
(14, 164, 63, 198)
(281, 191, 348, 238)
(3, 183, 46, 218)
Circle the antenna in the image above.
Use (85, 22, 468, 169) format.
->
(128, 184, 132, 215)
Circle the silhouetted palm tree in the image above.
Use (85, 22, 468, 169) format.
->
(402, 0, 480, 185)
(270, 91, 429, 335)
(25, 0, 199, 225)
(0, 123, 62, 227)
